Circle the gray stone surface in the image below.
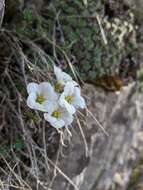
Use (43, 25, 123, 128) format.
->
(51, 83, 143, 190)
(0, 0, 4, 28)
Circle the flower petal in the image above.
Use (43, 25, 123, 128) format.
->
(44, 113, 57, 123)
(74, 96, 86, 109)
(61, 71, 72, 82)
(54, 65, 62, 81)
(73, 87, 86, 109)
(59, 84, 76, 114)
(71, 80, 78, 87)
(27, 93, 37, 109)
(43, 101, 58, 113)
(61, 111, 73, 126)
(54, 65, 72, 83)
(27, 93, 54, 112)
(38, 82, 58, 100)
(74, 87, 81, 97)
(63, 100, 76, 114)
(44, 113, 65, 128)
(63, 82, 75, 95)
(27, 83, 38, 94)
(53, 119, 65, 128)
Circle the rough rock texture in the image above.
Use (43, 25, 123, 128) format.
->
(51, 83, 143, 190)
(0, 0, 4, 27)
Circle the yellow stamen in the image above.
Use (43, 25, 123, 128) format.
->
(54, 81, 63, 93)
(36, 95, 45, 104)
(52, 110, 61, 118)
(65, 95, 73, 103)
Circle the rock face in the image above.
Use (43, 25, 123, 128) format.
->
(0, 0, 4, 27)
(51, 83, 143, 190)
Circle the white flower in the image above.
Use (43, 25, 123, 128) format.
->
(27, 82, 58, 112)
(54, 65, 77, 92)
(54, 65, 73, 85)
(59, 82, 86, 114)
(44, 102, 73, 128)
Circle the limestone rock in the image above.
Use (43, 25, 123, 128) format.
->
(0, 0, 5, 28)
(51, 83, 143, 190)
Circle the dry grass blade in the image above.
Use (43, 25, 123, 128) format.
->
(75, 115, 89, 157)
(0, 155, 32, 190)
(0, 29, 83, 190)
(0, 27, 106, 190)
(96, 14, 108, 45)
(0, 183, 30, 190)
(43, 35, 79, 83)
(45, 156, 79, 190)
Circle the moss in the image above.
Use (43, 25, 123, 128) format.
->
(137, 68, 143, 93)
(15, 81, 24, 91)
(45, 0, 137, 81)
(127, 156, 143, 190)
(14, 8, 46, 39)
(9, 1, 138, 83)
(0, 138, 25, 156)
(24, 112, 40, 123)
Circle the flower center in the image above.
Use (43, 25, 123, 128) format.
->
(36, 95, 45, 104)
(54, 81, 63, 93)
(65, 95, 73, 103)
(52, 110, 61, 118)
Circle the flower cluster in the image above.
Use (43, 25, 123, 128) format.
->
(26, 65, 86, 128)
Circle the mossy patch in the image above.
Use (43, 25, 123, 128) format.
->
(127, 156, 143, 190)
(0, 138, 25, 156)
(5, 0, 138, 83)
(43, 0, 138, 82)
